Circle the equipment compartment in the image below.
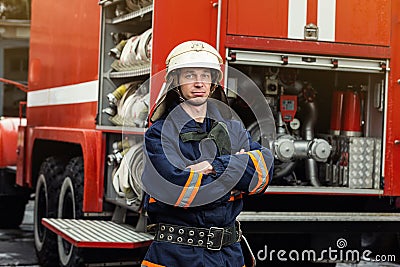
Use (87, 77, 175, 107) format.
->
(227, 50, 386, 193)
(98, 1, 153, 130)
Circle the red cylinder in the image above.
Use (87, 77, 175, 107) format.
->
(0, 118, 24, 167)
(341, 91, 362, 136)
(330, 91, 344, 135)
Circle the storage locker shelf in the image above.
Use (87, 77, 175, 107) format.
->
(106, 5, 153, 25)
(97, 125, 147, 134)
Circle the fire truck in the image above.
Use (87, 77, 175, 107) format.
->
(1, 0, 400, 266)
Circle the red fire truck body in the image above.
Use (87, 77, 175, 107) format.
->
(1, 0, 400, 266)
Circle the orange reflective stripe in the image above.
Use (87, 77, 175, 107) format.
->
(246, 150, 269, 194)
(184, 173, 202, 207)
(246, 152, 263, 195)
(149, 197, 156, 203)
(141, 260, 165, 267)
(256, 150, 270, 193)
(174, 171, 195, 207)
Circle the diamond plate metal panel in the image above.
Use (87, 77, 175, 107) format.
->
(373, 139, 382, 189)
(348, 137, 375, 189)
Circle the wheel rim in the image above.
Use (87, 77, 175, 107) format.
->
(34, 174, 48, 251)
(58, 177, 75, 266)
(61, 190, 74, 256)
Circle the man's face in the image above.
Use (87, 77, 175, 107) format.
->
(178, 68, 212, 106)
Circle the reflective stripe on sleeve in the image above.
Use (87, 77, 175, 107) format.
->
(141, 260, 165, 267)
(174, 171, 203, 208)
(246, 150, 270, 194)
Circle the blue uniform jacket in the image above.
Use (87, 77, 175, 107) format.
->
(141, 102, 274, 267)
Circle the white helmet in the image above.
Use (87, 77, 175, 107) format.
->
(149, 41, 226, 123)
(165, 40, 223, 83)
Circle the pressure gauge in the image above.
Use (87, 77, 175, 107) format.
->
(289, 118, 300, 130)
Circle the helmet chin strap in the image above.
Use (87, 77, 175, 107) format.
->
(210, 83, 218, 94)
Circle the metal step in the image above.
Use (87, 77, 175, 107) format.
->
(42, 218, 153, 249)
(238, 211, 400, 222)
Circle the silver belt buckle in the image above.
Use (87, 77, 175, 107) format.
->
(207, 227, 224, 250)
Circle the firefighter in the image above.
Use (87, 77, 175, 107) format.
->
(140, 40, 274, 267)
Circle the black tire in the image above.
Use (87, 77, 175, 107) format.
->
(0, 196, 27, 228)
(57, 157, 84, 267)
(34, 157, 65, 267)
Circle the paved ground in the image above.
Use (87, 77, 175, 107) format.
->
(0, 201, 398, 266)
(0, 200, 39, 267)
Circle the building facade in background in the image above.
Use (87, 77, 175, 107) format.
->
(0, 0, 30, 116)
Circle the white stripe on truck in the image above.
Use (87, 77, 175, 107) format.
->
(27, 80, 99, 107)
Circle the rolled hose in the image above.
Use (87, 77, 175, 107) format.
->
(112, 143, 144, 205)
(119, 29, 152, 68)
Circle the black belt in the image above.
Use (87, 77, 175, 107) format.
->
(153, 222, 241, 251)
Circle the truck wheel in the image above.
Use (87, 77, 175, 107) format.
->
(58, 157, 84, 267)
(34, 157, 64, 267)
